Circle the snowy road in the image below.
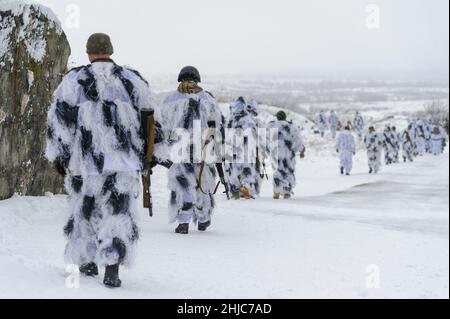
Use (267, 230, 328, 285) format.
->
(0, 153, 448, 299)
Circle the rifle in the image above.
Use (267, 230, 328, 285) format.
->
(196, 121, 216, 195)
(213, 121, 231, 200)
(215, 162, 231, 200)
(141, 110, 156, 217)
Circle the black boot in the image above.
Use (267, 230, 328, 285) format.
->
(79, 262, 98, 277)
(369, 168, 373, 174)
(340, 167, 344, 175)
(198, 220, 211, 232)
(175, 223, 189, 234)
(104, 264, 121, 288)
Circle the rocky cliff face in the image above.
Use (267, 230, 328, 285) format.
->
(0, 1, 71, 199)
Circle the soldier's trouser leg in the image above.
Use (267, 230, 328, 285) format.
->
(417, 138, 426, 155)
(405, 147, 414, 162)
(431, 140, 441, 155)
(227, 163, 244, 195)
(331, 127, 337, 138)
(194, 164, 216, 223)
(64, 172, 140, 267)
(340, 152, 353, 173)
(375, 151, 382, 172)
(168, 164, 197, 224)
(169, 164, 217, 224)
(273, 157, 296, 196)
(240, 164, 261, 196)
(367, 151, 375, 170)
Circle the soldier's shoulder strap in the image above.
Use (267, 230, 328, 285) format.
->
(205, 91, 215, 98)
(65, 65, 88, 75)
(123, 66, 149, 86)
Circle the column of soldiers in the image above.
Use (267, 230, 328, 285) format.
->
(44, 34, 448, 288)
(364, 119, 448, 174)
(315, 109, 448, 176)
(314, 110, 364, 140)
(45, 34, 307, 288)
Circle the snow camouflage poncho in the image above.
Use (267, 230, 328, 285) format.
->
(225, 97, 264, 197)
(159, 89, 224, 224)
(328, 111, 340, 138)
(353, 112, 365, 139)
(364, 131, 384, 173)
(402, 128, 415, 162)
(407, 123, 419, 156)
(267, 119, 305, 196)
(425, 122, 433, 153)
(383, 126, 397, 165)
(392, 129, 402, 163)
(45, 60, 161, 267)
(415, 120, 429, 156)
(336, 130, 356, 174)
(315, 111, 327, 136)
(430, 125, 447, 156)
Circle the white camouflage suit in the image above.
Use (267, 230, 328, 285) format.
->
(267, 119, 305, 196)
(424, 120, 433, 153)
(160, 89, 223, 224)
(336, 130, 356, 174)
(315, 111, 327, 137)
(353, 112, 365, 140)
(392, 128, 402, 163)
(364, 130, 384, 174)
(328, 111, 340, 138)
(225, 98, 264, 198)
(45, 59, 161, 267)
(383, 126, 396, 165)
(430, 125, 447, 155)
(407, 122, 419, 157)
(402, 127, 415, 162)
(415, 120, 428, 156)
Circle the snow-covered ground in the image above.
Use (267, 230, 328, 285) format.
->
(0, 146, 448, 298)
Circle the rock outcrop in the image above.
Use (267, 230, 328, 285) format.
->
(0, 0, 71, 199)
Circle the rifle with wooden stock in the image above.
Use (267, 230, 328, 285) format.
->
(141, 110, 156, 217)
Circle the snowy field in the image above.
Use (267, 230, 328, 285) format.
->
(0, 145, 448, 299)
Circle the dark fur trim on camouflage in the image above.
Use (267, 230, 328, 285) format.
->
(64, 216, 75, 237)
(80, 127, 93, 157)
(92, 153, 105, 173)
(71, 176, 83, 193)
(108, 192, 130, 215)
(82, 196, 96, 221)
(177, 175, 190, 189)
(55, 100, 79, 128)
(78, 67, 99, 102)
(111, 237, 127, 263)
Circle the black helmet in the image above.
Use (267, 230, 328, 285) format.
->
(276, 111, 287, 121)
(178, 66, 201, 83)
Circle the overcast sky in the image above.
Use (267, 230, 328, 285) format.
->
(34, 0, 449, 81)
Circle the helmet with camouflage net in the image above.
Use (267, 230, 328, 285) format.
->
(276, 111, 287, 121)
